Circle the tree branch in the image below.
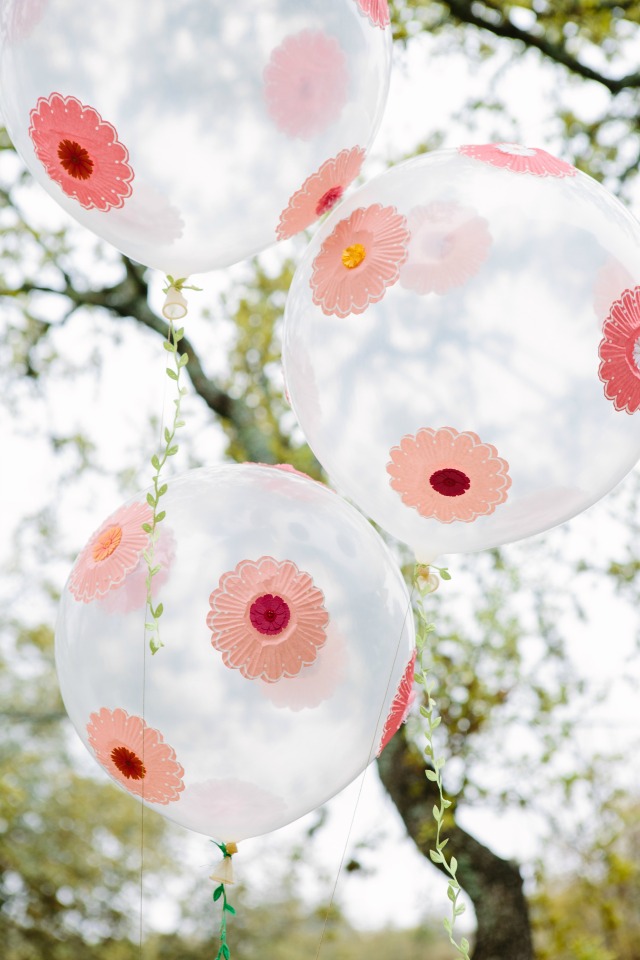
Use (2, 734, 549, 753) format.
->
(441, 0, 640, 94)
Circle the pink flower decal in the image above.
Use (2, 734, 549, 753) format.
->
(29, 93, 134, 210)
(399, 201, 492, 295)
(86, 707, 184, 804)
(263, 30, 348, 140)
(68, 501, 152, 603)
(276, 147, 366, 241)
(207, 557, 329, 682)
(387, 427, 511, 523)
(353, 0, 390, 28)
(598, 286, 640, 413)
(311, 203, 410, 317)
(378, 651, 416, 755)
(458, 143, 576, 178)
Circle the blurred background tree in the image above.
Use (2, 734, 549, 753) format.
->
(1, 2, 640, 959)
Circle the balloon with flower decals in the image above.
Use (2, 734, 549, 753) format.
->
(0, 0, 391, 275)
(283, 146, 640, 560)
(55, 464, 415, 841)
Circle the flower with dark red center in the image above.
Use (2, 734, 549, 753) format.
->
(208, 557, 329, 682)
(86, 708, 184, 804)
(378, 651, 416, 755)
(316, 186, 344, 216)
(275, 147, 365, 241)
(429, 468, 471, 497)
(57, 139, 94, 179)
(598, 285, 640, 413)
(29, 93, 134, 210)
(386, 426, 511, 523)
(68, 501, 152, 602)
(310, 203, 410, 317)
(110, 745, 146, 781)
(250, 594, 291, 635)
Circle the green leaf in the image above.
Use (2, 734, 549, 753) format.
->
(425, 769, 438, 782)
(151, 454, 161, 470)
(175, 419, 186, 428)
(222, 944, 230, 960)
(450, 856, 458, 874)
(432, 805, 442, 822)
(164, 427, 171, 443)
(166, 367, 179, 381)
(224, 903, 236, 915)
(175, 327, 185, 340)
(158, 483, 168, 496)
(213, 885, 224, 902)
(443, 918, 452, 934)
(150, 565, 161, 576)
(461, 937, 470, 952)
(179, 353, 189, 367)
(155, 510, 166, 523)
(167, 445, 179, 456)
(429, 849, 443, 863)
(146, 492, 156, 507)
(153, 603, 164, 618)
(440, 569, 452, 580)
(142, 523, 152, 533)
(163, 340, 173, 352)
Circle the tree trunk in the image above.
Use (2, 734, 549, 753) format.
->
(377, 732, 534, 960)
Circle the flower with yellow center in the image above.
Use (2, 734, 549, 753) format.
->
(341, 243, 366, 269)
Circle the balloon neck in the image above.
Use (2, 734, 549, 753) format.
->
(162, 282, 189, 321)
(209, 841, 238, 886)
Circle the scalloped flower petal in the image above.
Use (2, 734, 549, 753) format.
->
(29, 93, 134, 210)
(387, 426, 511, 523)
(458, 143, 576, 178)
(310, 203, 410, 317)
(598, 286, 640, 413)
(207, 557, 329, 682)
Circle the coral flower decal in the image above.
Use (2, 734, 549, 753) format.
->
(598, 286, 640, 413)
(387, 427, 511, 523)
(311, 203, 410, 317)
(353, 0, 390, 28)
(458, 143, 576, 178)
(378, 650, 416, 755)
(208, 557, 329, 682)
(29, 93, 134, 210)
(400, 201, 492, 295)
(276, 146, 366, 241)
(263, 30, 348, 140)
(86, 708, 184, 804)
(68, 501, 152, 603)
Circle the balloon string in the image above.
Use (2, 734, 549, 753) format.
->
(413, 565, 470, 960)
(313, 575, 417, 960)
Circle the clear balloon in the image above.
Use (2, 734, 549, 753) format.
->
(283, 145, 640, 559)
(0, 0, 391, 275)
(55, 465, 415, 841)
